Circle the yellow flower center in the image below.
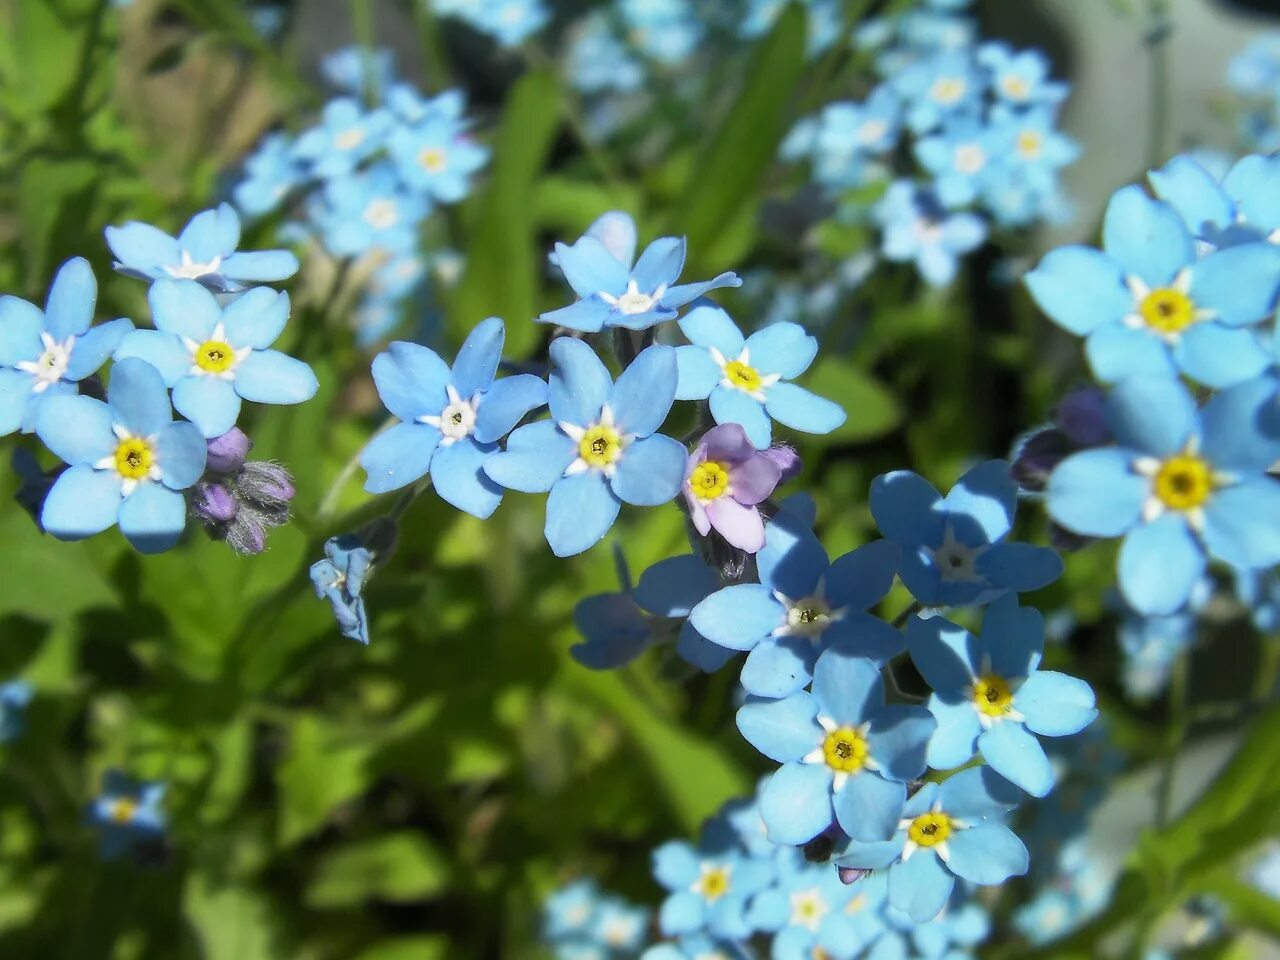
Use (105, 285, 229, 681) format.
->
(195, 339, 237, 375)
(723, 360, 763, 393)
(931, 76, 966, 104)
(1001, 74, 1031, 100)
(109, 797, 138, 825)
(822, 726, 869, 773)
(972, 673, 1014, 718)
(579, 425, 623, 469)
(419, 147, 447, 172)
(114, 438, 155, 480)
(908, 812, 953, 847)
(1154, 454, 1214, 511)
(689, 460, 730, 501)
(696, 866, 731, 902)
(1016, 130, 1042, 158)
(1139, 288, 1197, 334)
(334, 127, 365, 151)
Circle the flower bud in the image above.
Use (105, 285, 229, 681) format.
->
(205, 427, 251, 474)
(191, 481, 238, 524)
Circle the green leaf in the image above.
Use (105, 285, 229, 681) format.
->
(673, 5, 807, 273)
(305, 833, 450, 908)
(353, 937, 450, 960)
(275, 715, 373, 846)
(0, 512, 118, 623)
(184, 874, 278, 960)
(450, 70, 561, 359)
(801, 357, 903, 445)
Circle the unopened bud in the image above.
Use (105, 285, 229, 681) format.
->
(191, 482, 237, 524)
(205, 427, 251, 474)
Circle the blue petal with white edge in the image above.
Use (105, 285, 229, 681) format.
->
(545, 470, 620, 557)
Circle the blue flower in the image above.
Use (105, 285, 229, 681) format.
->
(310, 534, 373, 645)
(640, 936, 749, 960)
(34, 358, 206, 553)
(1046, 377, 1280, 614)
(591, 898, 650, 953)
(736, 649, 936, 845)
(1148, 152, 1280, 249)
(483, 338, 686, 556)
(114, 280, 318, 438)
(1025, 183, 1280, 388)
(1118, 607, 1195, 701)
(747, 851, 887, 958)
(387, 108, 489, 204)
(914, 115, 1001, 208)
(632, 554, 736, 672)
(837, 766, 1028, 923)
(310, 163, 430, 257)
(292, 97, 392, 179)
(988, 105, 1080, 193)
(105, 203, 299, 293)
(320, 45, 396, 96)
(233, 132, 304, 218)
(674, 307, 846, 448)
(651, 836, 772, 939)
(877, 181, 986, 286)
(540, 211, 742, 332)
(906, 595, 1097, 796)
(361, 317, 547, 517)
(870, 460, 1062, 608)
(0, 257, 132, 435)
(88, 770, 167, 860)
(619, 0, 703, 65)
(566, 15, 644, 94)
(0, 681, 33, 743)
(977, 42, 1068, 105)
(892, 53, 981, 133)
(691, 513, 903, 699)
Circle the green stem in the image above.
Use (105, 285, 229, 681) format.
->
(412, 0, 450, 93)
(316, 416, 395, 519)
(351, 0, 379, 106)
(1155, 649, 1190, 827)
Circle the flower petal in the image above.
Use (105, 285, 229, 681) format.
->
(835, 771, 907, 843)
(34, 394, 115, 464)
(118, 482, 188, 554)
(1046, 448, 1145, 537)
(825, 540, 900, 610)
(689, 584, 782, 652)
(609, 343, 677, 437)
(112, 329, 189, 385)
(105, 221, 179, 274)
(41, 465, 122, 540)
(906, 615, 978, 693)
(552, 236, 630, 298)
(612, 434, 686, 506)
(545, 471, 620, 557)
(482, 419, 575, 493)
(361, 420, 440, 494)
(173, 375, 241, 439)
(372, 340, 451, 422)
(43, 257, 96, 340)
(155, 420, 207, 490)
(66, 317, 133, 382)
(548, 336, 612, 426)
(631, 236, 686, 293)
(744, 322, 819, 378)
(1203, 477, 1280, 570)
(978, 720, 1053, 797)
(177, 203, 241, 263)
(221, 287, 291, 349)
(234, 350, 318, 405)
(678, 305, 745, 356)
(944, 460, 1016, 545)
(924, 695, 982, 770)
(1118, 513, 1206, 616)
(813, 648, 884, 725)
(220, 250, 299, 283)
(946, 824, 1029, 885)
(1189, 243, 1280, 327)
(1148, 155, 1234, 236)
(710, 386, 772, 447)
(870, 470, 945, 547)
(737, 692, 820, 761)
(0, 295, 44, 365)
(1085, 324, 1176, 384)
(889, 848, 953, 923)
(1174, 323, 1270, 389)
(760, 762, 835, 846)
(147, 279, 220, 341)
(450, 316, 504, 397)
(1015, 670, 1097, 737)
(763, 383, 846, 436)
(739, 636, 816, 699)
(431, 437, 503, 519)
(675, 344, 720, 400)
(1101, 185, 1193, 288)
(473, 374, 547, 444)
(1024, 246, 1130, 335)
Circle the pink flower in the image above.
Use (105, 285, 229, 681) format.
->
(683, 423, 790, 552)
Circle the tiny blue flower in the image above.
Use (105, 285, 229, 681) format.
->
(34, 358, 207, 553)
(870, 460, 1064, 608)
(652, 836, 772, 940)
(914, 115, 1002, 208)
(1046, 377, 1280, 614)
(483, 338, 686, 556)
(892, 52, 981, 133)
(361, 317, 548, 517)
(619, 0, 703, 65)
(877, 181, 986, 287)
(233, 132, 304, 218)
(0, 681, 33, 742)
(540, 211, 742, 333)
(736, 649, 936, 845)
(837, 766, 1028, 923)
(0, 257, 132, 436)
(114, 280, 318, 438)
(543, 879, 602, 943)
(591, 898, 650, 954)
(674, 306, 846, 449)
(640, 936, 750, 960)
(387, 109, 489, 204)
(566, 15, 644, 94)
(977, 42, 1068, 106)
(1148, 152, 1280, 250)
(310, 162, 430, 257)
(320, 45, 396, 96)
(310, 534, 373, 645)
(988, 104, 1080, 192)
(906, 595, 1098, 796)
(105, 202, 299, 292)
(292, 97, 393, 179)
(88, 769, 167, 860)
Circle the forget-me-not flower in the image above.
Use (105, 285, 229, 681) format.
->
(105, 203, 299, 292)
(1047, 376, 1280, 614)
(0, 681, 33, 743)
(291, 97, 393, 179)
(89, 770, 167, 860)
(539, 211, 742, 333)
(310, 163, 429, 257)
(877, 181, 986, 286)
(652, 835, 772, 940)
(114, 279, 318, 438)
(674, 307, 845, 449)
(310, 534, 373, 645)
(0, 257, 132, 435)
(682, 423, 785, 552)
(483, 338, 687, 556)
(1148, 152, 1280, 249)
(361, 317, 548, 517)
(736, 649, 936, 845)
(34, 358, 206, 553)
(233, 132, 304, 218)
(977, 42, 1068, 105)
(387, 112, 489, 204)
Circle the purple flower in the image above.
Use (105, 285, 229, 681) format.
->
(683, 424, 784, 552)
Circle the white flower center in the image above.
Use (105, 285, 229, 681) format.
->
(857, 119, 888, 145)
(334, 126, 366, 151)
(16, 331, 74, 392)
(164, 250, 224, 280)
(954, 143, 986, 175)
(418, 384, 480, 445)
(599, 278, 666, 315)
(363, 198, 400, 230)
(927, 524, 988, 583)
(773, 580, 846, 640)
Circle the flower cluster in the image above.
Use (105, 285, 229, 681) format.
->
(2, 206, 314, 554)
(542, 878, 650, 959)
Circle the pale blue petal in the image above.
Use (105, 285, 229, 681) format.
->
(1226, 154, 1280, 227)
(473, 374, 547, 443)
(450, 316, 504, 396)
(740, 636, 816, 698)
(1203, 478, 1280, 569)
(676, 622, 735, 673)
(978, 720, 1053, 797)
(764, 383, 846, 436)
(553, 237, 630, 299)
(838, 837, 905, 871)
(757, 520, 829, 601)
(584, 210, 636, 266)
(944, 460, 1017, 545)
(633, 554, 719, 617)
(835, 772, 906, 842)
(1046, 448, 1145, 536)
(690, 584, 782, 652)
(745, 322, 819, 378)
(177, 203, 240, 262)
(946, 824, 1029, 885)
(889, 850, 953, 922)
(678, 305, 745, 356)
(361, 421, 440, 493)
(173, 375, 241, 438)
(154, 421, 207, 490)
(823, 541, 899, 612)
(371, 340, 451, 422)
(221, 287, 290, 348)
(675, 345, 721, 401)
(44, 257, 96, 340)
(611, 434, 685, 506)
(924, 696, 981, 769)
(937, 765, 1022, 820)
(545, 471, 620, 557)
(482, 419, 574, 493)
(813, 650, 883, 726)
(107, 358, 172, 435)
(118, 482, 188, 554)
(0, 296, 44, 365)
(112, 329, 189, 385)
(609, 343, 677, 436)
(220, 250, 299, 283)
(1148, 156, 1234, 235)
(0, 368, 32, 436)
(1200, 376, 1280, 472)
(234, 350, 318, 405)
(977, 542, 1063, 592)
(1016, 670, 1097, 737)
(906, 615, 978, 692)
(34, 394, 115, 463)
(661, 272, 742, 308)
(66, 317, 133, 382)
(537, 297, 612, 333)
(1118, 513, 1205, 615)
(1024, 246, 1130, 335)
(41, 465, 122, 540)
(147, 279, 220, 340)
(1174, 323, 1270, 389)
(1189, 243, 1280, 327)
(431, 437, 503, 519)
(710, 386, 771, 447)
(981, 594, 1043, 680)
(631, 236, 686, 293)
(658, 892, 706, 936)
(868, 704, 935, 782)
(1101, 185, 1194, 288)
(736, 692, 820, 761)
(549, 336, 612, 426)
(105, 221, 179, 273)
(1085, 324, 1176, 384)
(652, 841, 699, 889)
(870, 471, 945, 547)
(824, 614, 905, 664)
(761, 762, 834, 845)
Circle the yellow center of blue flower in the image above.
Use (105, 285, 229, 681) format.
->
(972, 673, 1014, 718)
(1154, 454, 1214, 510)
(1139, 288, 1196, 334)
(1016, 130, 1043, 158)
(114, 438, 154, 480)
(418, 147, 447, 172)
(724, 360, 763, 393)
(908, 812, 953, 847)
(696, 866, 730, 901)
(109, 797, 138, 825)
(689, 461, 730, 501)
(822, 727, 869, 773)
(579, 425, 622, 469)
(195, 339, 236, 375)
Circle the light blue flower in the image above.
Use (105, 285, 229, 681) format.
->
(914, 115, 1002, 208)
(0, 681, 33, 742)
(361, 317, 547, 517)
(34, 358, 206, 553)
(565, 15, 644, 94)
(310, 534, 373, 645)
(540, 211, 742, 332)
(1227, 33, 1280, 97)
(892, 53, 981, 133)
(977, 42, 1068, 106)
(114, 279, 318, 438)
(988, 105, 1080, 193)
(435, 0, 548, 47)
(742, 0, 841, 56)
(310, 162, 430, 257)
(869, 460, 1063, 608)
(292, 97, 393, 179)
(1118, 608, 1195, 701)
(386, 109, 489, 204)
(736, 649, 936, 845)
(233, 132, 304, 218)
(1148, 152, 1280, 249)
(591, 897, 650, 954)
(690, 512, 903, 699)
(837, 766, 1028, 923)
(0, 257, 132, 436)
(906, 595, 1097, 796)
(483, 338, 686, 556)
(620, 0, 703, 65)
(674, 307, 845, 448)
(877, 181, 986, 286)
(652, 836, 772, 940)
(320, 45, 395, 96)
(105, 202, 299, 292)
(640, 936, 749, 960)
(88, 769, 167, 860)
(1047, 377, 1280, 614)
(1025, 182, 1280, 388)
